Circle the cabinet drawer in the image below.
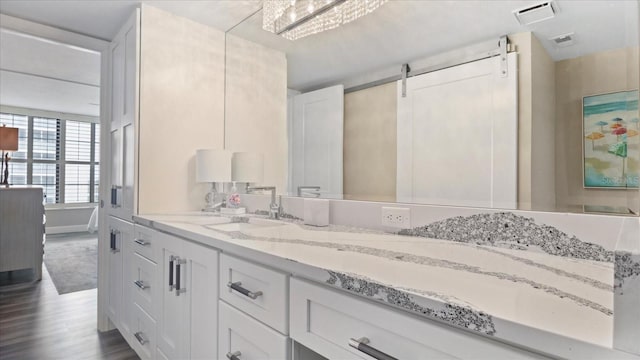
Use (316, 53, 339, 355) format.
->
(219, 301, 290, 360)
(220, 253, 288, 334)
(131, 252, 159, 319)
(131, 303, 157, 360)
(290, 278, 546, 360)
(133, 225, 161, 263)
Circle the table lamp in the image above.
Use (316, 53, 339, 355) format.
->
(229, 152, 264, 214)
(196, 149, 232, 212)
(0, 125, 19, 186)
(232, 152, 264, 185)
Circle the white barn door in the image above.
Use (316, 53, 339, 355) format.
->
(397, 53, 518, 209)
(290, 85, 344, 198)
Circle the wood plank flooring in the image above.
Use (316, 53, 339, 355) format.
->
(0, 267, 138, 360)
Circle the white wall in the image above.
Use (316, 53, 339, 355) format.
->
(225, 34, 288, 192)
(137, 4, 226, 213)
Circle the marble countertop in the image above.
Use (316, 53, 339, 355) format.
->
(133, 212, 634, 359)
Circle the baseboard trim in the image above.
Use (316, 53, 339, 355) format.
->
(46, 225, 88, 234)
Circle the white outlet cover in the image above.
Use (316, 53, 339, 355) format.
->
(381, 207, 411, 229)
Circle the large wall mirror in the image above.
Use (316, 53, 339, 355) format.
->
(224, 0, 640, 216)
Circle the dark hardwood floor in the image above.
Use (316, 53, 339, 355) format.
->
(0, 267, 138, 360)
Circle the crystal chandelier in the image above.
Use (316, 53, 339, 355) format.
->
(262, 0, 388, 41)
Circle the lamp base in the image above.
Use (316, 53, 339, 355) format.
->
(1, 151, 9, 186)
(202, 182, 225, 212)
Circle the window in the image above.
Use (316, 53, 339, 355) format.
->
(65, 120, 99, 203)
(32, 117, 60, 202)
(1, 112, 100, 204)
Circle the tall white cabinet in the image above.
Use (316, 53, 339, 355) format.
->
(103, 4, 226, 358)
(105, 7, 138, 343)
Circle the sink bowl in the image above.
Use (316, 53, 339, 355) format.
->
(174, 215, 233, 226)
(206, 218, 285, 232)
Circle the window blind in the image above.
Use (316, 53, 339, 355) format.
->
(1, 113, 100, 204)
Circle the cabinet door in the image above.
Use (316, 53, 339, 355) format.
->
(106, 216, 124, 327)
(118, 220, 135, 341)
(107, 217, 134, 339)
(121, 20, 138, 218)
(182, 239, 218, 359)
(108, 9, 139, 220)
(156, 234, 187, 360)
(156, 232, 219, 359)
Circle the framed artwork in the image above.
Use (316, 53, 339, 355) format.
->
(583, 90, 639, 189)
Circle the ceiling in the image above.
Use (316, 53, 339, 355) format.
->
(0, 0, 260, 117)
(0, 0, 261, 40)
(0, 0, 638, 95)
(227, 0, 640, 91)
(0, 29, 100, 116)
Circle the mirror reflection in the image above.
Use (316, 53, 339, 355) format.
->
(225, 0, 640, 216)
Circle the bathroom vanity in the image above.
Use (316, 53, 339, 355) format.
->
(100, 211, 639, 360)
(100, 2, 640, 359)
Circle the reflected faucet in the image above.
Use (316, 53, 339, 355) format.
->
(246, 186, 280, 219)
(297, 186, 321, 198)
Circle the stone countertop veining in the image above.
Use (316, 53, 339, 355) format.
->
(133, 212, 635, 359)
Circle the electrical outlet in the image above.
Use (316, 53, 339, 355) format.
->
(381, 207, 411, 229)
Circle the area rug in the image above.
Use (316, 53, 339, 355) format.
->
(44, 232, 98, 295)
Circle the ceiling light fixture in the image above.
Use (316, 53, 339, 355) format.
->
(262, 0, 388, 41)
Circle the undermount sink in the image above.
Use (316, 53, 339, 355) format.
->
(179, 215, 235, 226)
(206, 218, 285, 232)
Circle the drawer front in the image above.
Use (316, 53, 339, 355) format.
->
(131, 252, 159, 319)
(133, 225, 160, 263)
(220, 253, 288, 334)
(131, 303, 157, 360)
(290, 278, 546, 360)
(219, 301, 290, 360)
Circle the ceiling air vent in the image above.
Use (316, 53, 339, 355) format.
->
(550, 32, 576, 47)
(514, 2, 556, 26)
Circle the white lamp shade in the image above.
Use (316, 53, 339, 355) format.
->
(232, 152, 264, 183)
(196, 149, 232, 183)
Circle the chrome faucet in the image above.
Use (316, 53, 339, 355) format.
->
(246, 186, 280, 219)
(297, 186, 321, 198)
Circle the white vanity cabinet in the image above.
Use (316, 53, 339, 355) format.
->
(156, 232, 219, 360)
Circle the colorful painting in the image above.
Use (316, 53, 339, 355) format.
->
(583, 90, 639, 188)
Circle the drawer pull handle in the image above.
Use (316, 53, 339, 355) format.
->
(134, 238, 149, 246)
(134, 331, 148, 345)
(175, 258, 186, 296)
(110, 229, 120, 253)
(111, 186, 122, 208)
(227, 281, 263, 300)
(226, 351, 241, 360)
(169, 256, 175, 291)
(134, 280, 148, 290)
(349, 337, 398, 360)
